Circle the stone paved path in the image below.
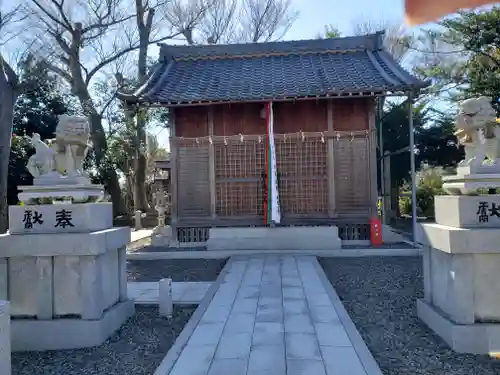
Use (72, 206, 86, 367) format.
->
(160, 255, 381, 375)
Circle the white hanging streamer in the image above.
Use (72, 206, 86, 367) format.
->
(350, 132, 354, 142)
(258, 135, 262, 143)
(239, 133, 244, 143)
(336, 133, 340, 141)
(320, 132, 325, 143)
(208, 135, 213, 144)
(224, 136, 228, 146)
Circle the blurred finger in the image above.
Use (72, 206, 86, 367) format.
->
(405, 0, 496, 25)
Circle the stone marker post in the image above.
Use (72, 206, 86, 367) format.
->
(0, 301, 10, 375)
(134, 210, 143, 230)
(159, 278, 173, 318)
(416, 97, 500, 354)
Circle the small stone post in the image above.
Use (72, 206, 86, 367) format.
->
(0, 301, 11, 375)
(159, 278, 173, 318)
(134, 210, 143, 230)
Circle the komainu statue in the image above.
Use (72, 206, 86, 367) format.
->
(455, 96, 499, 168)
(27, 133, 55, 177)
(26, 115, 92, 184)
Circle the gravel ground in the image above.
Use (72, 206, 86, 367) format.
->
(319, 256, 500, 375)
(342, 242, 414, 249)
(12, 305, 196, 375)
(129, 245, 207, 253)
(127, 258, 227, 282)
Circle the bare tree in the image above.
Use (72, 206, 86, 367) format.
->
(123, 0, 210, 211)
(351, 19, 413, 63)
(126, 0, 297, 211)
(0, 4, 28, 232)
(199, 0, 238, 44)
(164, 0, 210, 44)
(172, 0, 298, 45)
(24, 0, 200, 215)
(238, 0, 298, 43)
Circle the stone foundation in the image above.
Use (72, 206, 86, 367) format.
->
(11, 300, 134, 351)
(206, 226, 342, 251)
(417, 299, 500, 354)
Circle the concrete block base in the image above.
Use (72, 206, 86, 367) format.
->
(417, 299, 500, 354)
(11, 300, 135, 352)
(206, 226, 342, 251)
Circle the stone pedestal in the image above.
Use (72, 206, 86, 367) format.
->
(442, 164, 500, 195)
(0, 301, 10, 375)
(206, 226, 342, 251)
(17, 184, 105, 205)
(0, 203, 134, 351)
(416, 195, 500, 354)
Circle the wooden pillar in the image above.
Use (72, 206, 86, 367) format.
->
(383, 150, 392, 223)
(368, 100, 378, 217)
(208, 107, 216, 218)
(327, 100, 336, 217)
(169, 109, 179, 232)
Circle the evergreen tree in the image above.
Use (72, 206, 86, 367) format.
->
(9, 59, 74, 204)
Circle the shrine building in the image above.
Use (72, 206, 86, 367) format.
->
(120, 32, 427, 244)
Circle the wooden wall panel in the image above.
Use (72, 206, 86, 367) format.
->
(332, 99, 370, 131)
(174, 107, 209, 137)
(173, 99, 371, 137)
(213, 103, 264, 135)
(333, 137, 371, 216)
(273, 101, 328, 133)
(176, 142, 210, 217)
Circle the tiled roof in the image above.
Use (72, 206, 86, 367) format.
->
(121, 33, 428, 105)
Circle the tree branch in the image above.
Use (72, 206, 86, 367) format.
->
(40, 59, 72, 83)
(85, 43, 139, 86)
(30, 0, 72, 32)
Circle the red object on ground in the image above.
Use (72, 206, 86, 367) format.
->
(370, 216, 383, 247)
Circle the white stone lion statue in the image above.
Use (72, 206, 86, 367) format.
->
(26, 115, 92, 183)
(455, 96, 499, 167)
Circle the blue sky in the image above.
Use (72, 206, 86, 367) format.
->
(286, 0, 406, 39)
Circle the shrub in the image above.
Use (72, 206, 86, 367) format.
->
(399, 164, 446, 218)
